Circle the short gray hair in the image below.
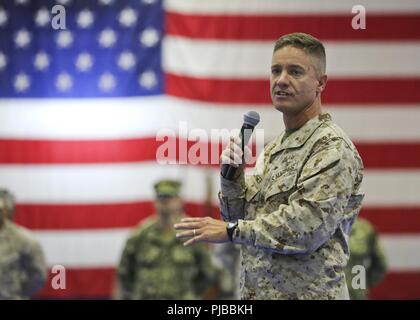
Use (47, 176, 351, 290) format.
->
(274, 32, 326, 75)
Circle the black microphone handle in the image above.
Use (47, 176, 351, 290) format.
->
(221, 123, 255, 180)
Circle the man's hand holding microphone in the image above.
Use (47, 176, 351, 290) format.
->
(174, 111, 260, 246)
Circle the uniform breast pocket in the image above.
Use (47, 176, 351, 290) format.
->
(263, 171, 297, 210)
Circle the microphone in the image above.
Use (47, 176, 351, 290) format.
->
(221, 111, 260, 180)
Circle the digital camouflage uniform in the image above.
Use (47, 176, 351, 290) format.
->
(0, 220, 47, 299)
(117, 217, 219, 300)
(345, 217, 387, 300)
(219, 113, 365, 299)
(212, 242, 241, 299)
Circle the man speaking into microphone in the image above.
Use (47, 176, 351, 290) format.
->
(175, 33, 364, 300)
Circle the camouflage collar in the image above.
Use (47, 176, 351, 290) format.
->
(147, 223, 177, 244)
(270, 112, 332, 156)
(148, 213, 186, 243)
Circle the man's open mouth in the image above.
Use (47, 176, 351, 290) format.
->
(274, 90, 292, 98)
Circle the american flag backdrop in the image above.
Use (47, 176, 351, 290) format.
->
(0, 0, 419, 299)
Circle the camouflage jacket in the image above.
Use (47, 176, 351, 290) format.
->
(117, 216, 219, 300)
(219, 113, 365, 300)
(212, 242, 241, 299)
(0, 221, 47, 299)
(345, 218, 387, 300)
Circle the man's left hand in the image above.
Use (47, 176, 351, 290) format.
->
(174, 217, 229, 246)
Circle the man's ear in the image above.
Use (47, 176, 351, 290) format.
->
(316, 74, 328, 95)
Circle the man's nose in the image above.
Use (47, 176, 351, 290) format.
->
(274, 70, 290, 87)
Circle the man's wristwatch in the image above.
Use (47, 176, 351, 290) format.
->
(226, 221, 238, 242)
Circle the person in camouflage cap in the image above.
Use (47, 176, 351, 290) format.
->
(175, 33, 365, 299)
(0, 189, 47, 300)
(345, 217, 387, 300)
(116, 180, 220, 299)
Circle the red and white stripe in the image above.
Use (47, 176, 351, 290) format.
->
(1, 0, 419, 299)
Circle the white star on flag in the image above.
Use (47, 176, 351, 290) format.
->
(0, 52, 7, 70)
(98, 73, 116, 92)
(99, 0, 114, 5)
(56, 0, 72, 5)
(35, 7, 51, 27)
(56, 31, 74, 48)
(138, 70, 157, 89)
(140, 28, 160, 47)
(34, 52, 50, 71)
(77, 9, 94, 29)
(98, 28, 117, 48)
(119, 7, 137, 27)
(15, 29, 31, 48)
(118, 51, 136, 71)
(14, 72, 31, 92)
(75, 52, 93, 72)
(56, 72, 73, 92)
(0, 8, 8, 27)
(15, 0, 29, 5)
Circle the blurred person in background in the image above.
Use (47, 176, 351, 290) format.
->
(0, 189, 47, 300)
(117, 180, 220, 299)
(345, 217, 388, 300)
